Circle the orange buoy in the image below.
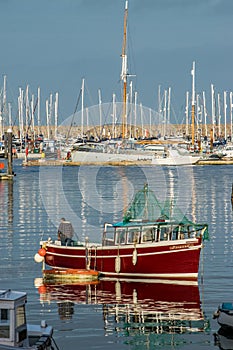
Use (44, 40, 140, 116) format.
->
(38, 285, 47, 294)
(0, 163, 4, 170)
(38, 248, 47, 257)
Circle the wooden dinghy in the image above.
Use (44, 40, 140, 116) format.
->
(43, 268, 100, 284)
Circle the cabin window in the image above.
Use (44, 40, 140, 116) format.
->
(175, 225, 187, 240)
(0, 309, 10, 338)
(115, 228, 126, 244)
(16, 305, 26, 328)
(0, 309, 8, 322)
(127, 228, 140, 244)
(159, 227, 172, 241)
(168, 225, 181, 240)
(102, 225, 115, 246)
(142, 227, 155, 242)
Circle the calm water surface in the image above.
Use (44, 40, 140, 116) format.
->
(0, 159, 233, 349)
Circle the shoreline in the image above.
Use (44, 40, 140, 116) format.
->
(21, 158, 233, 167)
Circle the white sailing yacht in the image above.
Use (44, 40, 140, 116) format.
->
(71, 3, 200, 166)
(71, 1, 156, 164)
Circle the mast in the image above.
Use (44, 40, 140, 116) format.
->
(140, 102, 143, 137)
(81, 78, 85, 138)
(37, 87, 40, 136)
(217, 92, 221, 138)
(230, 91, 233, 142)
(3, 75, 7, 127)
(112, 93, 116, 138)
(223, 91, 227, 141)
(98, 89, 102, 139)
(19, 88, 24, 148)
(134, 91, 137, 138)
(25, 85, 29, 133)
(8, 103, 12, 127)
(121, 0, 128, 139)
(49, 93, 53, 139)
(158, 85, 163, 127)
(163, 89, 167, 138)
(45, 99, 49, 139)
(203, 91, 208, 137)
(31, 94, 35, 141)
(55, 92, 59, 139)
(191, 61, 195, 146)
(129, 81, 133, 137)
(167, 87, 171, 136)
(149, 108, 152, 137)
(211, 83, 215, 143)
(185, 91, 189, 136)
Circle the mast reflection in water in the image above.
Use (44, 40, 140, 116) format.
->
(35, 278, 209, 347)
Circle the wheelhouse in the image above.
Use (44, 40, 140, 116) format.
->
(102, 221, 207, 246)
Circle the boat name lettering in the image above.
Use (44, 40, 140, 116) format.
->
(169, 244, 194, 250)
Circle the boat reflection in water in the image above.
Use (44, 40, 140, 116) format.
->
(214, 327, 233, 350)
(35, 277, 208, 344)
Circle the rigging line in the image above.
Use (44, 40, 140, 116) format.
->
(99, 101, 115, 138)
(25, 97, 39, 134)
(51, 335, 60, 350)
(66, 87, 82, 143)
(83, 80, 96, 110)
(77, 81, 102, 139)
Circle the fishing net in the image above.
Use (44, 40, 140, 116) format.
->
(122, 183, 209, 240)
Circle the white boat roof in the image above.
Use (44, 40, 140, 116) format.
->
(0, 289, 27, 301)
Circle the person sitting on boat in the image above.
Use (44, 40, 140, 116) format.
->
(57, 217, 74, 246)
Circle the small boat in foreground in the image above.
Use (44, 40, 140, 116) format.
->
(35, 184, 208, 280)
(213, 302, 233, 331)
(0, 289, 54, 349)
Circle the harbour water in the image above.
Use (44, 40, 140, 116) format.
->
(0, 160, 233, 349)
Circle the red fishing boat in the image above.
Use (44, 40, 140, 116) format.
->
(35, 184, 208, 280)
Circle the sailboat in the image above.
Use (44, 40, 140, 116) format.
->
(70, 2, 200, 166)
(70, 1, 158, 164)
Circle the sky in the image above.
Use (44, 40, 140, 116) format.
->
(1, 0, 233, 125)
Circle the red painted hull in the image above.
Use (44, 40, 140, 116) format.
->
(43, 237, 202, 280)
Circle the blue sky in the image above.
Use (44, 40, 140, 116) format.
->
(0, 0, 233, 125)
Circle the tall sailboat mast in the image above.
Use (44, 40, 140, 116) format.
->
(191, 61, 195, 146)
(121, 0, 128, 139)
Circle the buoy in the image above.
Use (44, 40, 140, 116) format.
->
(132, 248, 137, 265)
(34, 277, 43, 288)
(34, 253, 44, 263)
(115, 256, 121, 273)
(38, 285, 47, 294)
(38, 248, 46, 257)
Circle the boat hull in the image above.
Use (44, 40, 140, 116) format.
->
(151, 149, 200, 166)
(71, 150, 153, 163)
(217, 309, 233, 331)
(43, 238, 202, 280)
